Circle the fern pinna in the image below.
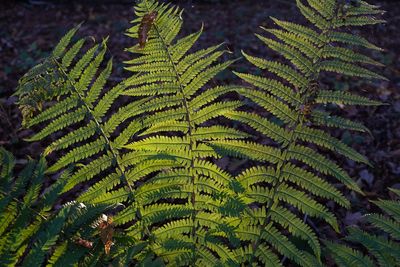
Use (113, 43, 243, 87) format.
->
(0, 148, 114, 266)
(119, 0, 250, 265)
(205, 0, 386, 266)
(326, 188, 400, 267)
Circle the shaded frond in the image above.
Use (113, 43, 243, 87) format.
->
(328, 188, 400, 267)
(229, 0, 385, 265)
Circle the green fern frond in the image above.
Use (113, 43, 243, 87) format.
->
(321, 46, 383, 66)
(0, 147, 15, 179)
(209, 140, 283, 164)
(271, 17, 326, 46)
(366, 213, 400, 240)
(282, 163, 350, 208)
(328, 187, 400, 267)
(371, 199, 400, 221)
(324, 240, 374, 267)
(227, 0, 385, 265)
(270, 206, 320, 257)
(119, 0, 252, 264)
(242, 51, 309, 89)
(15, 26, 138, 201)
(262, 224, 311, 267)
(287, 144, 362, 193)
(225, 111, 290, 145)
(0, 149, 110, 266)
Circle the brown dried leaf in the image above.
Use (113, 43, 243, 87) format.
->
(98, 215, 114, 255)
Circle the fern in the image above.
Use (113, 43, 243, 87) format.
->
(14, 0, 249, 264)
(326, 188, 400, 267)
(9, 0, 390, 266)
(116, 0, 251, 264)
(15, 26, 137, 195)
(13, 24, 152, 262)
(206, 0, 386, 265)
(0, 148, 113, 266)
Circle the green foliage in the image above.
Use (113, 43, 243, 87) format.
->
(207, 0, 386, 265)
(13, 21, 152, 264)
(326, 188, 400, 267)
(13, 0, 249, 264)
(119, 0, 251, 264)
(0, 148, 112, 266)
(3, 0, 392, 266)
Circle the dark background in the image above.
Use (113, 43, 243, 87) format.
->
(1, 0, 399, 241)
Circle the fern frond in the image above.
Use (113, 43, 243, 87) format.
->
(287, 144, 362, 193)
(0, 149, 109, 266)
(297, 0, 331, 30)
(276, 184, 338, 230)
(371, 199, 400, 221)
(225, 111, 290, 145)
(321, 46, 383, 66)
(11, 0, 388, 265)
(234, 71, 301, 106)
(262, 224, 311, 267)
(366, 213, 400, 240)
(229, 0, 385, 265)
(334, 16, 385, 28)
(324, 241, 374, 267)
(256, 34, 314, 74)
(242, 51, 309, 89)
(271, 17, 326, 46)
(120, 0, 250, 264)
(270, 206, 320, 258)
(347, 227, 400, 266)
(329, 187, 400, 267)
(192, 126, 249, 141)
(264, 28, 319, 59)
(236, 88, 298, 123)
(15, 26, 138, 200)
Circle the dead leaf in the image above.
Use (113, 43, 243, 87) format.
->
(98, 215, 114, 255)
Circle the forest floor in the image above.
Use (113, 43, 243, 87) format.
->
(0, 0, 399, 262)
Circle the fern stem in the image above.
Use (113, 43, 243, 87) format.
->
(50, 57, 134, 195)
